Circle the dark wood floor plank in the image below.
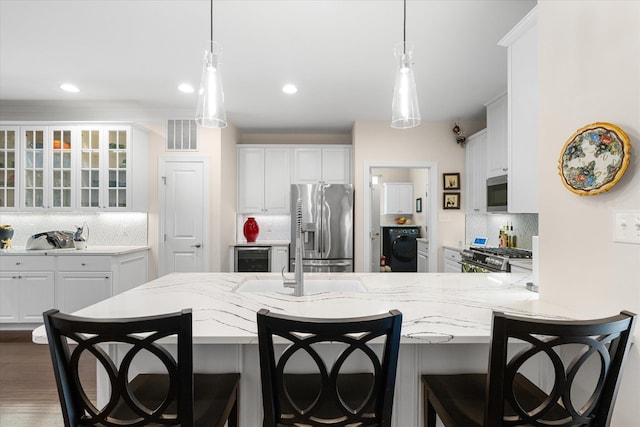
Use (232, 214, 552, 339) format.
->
(0, 340, 96, 426)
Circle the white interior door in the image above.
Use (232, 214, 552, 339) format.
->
(159, 158, 208, 276)
(370, 183, 381, 272)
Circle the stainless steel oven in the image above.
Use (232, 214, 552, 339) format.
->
(460, 247, 532, 273)
(234, 246, 271, 272)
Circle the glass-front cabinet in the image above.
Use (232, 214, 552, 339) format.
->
(78, 126, 130, 210)
(79, 128, 102, 209)
(0, 127, 18, 209)
(107, 128, 128, 209)
(50, 127, 74, 209)
(20, 126, 75, 210)
(0, 123, 143, 212)
(22, 127, 46, 209)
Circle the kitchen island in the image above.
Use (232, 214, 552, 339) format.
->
(32, 272, 572, 426)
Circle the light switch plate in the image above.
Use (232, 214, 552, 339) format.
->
(614, 210, 640, 245)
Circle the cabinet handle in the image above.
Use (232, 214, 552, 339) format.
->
(15, 262, 21, 265)
(502, 168, 508, 172)
(190, 243, 202, 248)
(81, 263, 86, 266)
(105, 276, 109, 279)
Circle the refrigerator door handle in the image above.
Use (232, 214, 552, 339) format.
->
(304, 260, 351, 267)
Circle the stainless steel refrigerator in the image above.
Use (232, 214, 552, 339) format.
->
(290, 184, 354, 272)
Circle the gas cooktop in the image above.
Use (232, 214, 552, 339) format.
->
(471, 247, 533, 259)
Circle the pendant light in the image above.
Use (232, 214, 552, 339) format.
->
(391, 0, 421, 129)
(196, 0, 227, 128)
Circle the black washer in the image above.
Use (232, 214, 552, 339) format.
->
(382, 226, 420, 272)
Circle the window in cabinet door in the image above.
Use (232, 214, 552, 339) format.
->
(50, 128, 74, 208)
(0, 128, 18, 208)
(80, 129, 101, 208)
(107, 129, 128, 208)
(23, 128, 46, 208)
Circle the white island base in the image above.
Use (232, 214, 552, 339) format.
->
(33, 272, 574, 427)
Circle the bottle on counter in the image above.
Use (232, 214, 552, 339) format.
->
(509, 223, 517, 248)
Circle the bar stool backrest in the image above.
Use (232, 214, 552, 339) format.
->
(486, 310, 637, 427)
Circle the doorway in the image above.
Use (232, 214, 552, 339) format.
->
(158, 157, 210, 276)
(363, 161, 438, 273)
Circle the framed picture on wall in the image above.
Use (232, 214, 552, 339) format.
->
(416, 197, 422, 213)
(443, 173, 460, 190)
(443, 192, 460, 209)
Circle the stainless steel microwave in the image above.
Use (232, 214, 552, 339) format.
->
(487, 175, 508, 212)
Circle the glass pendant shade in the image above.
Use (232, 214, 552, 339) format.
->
(391, 42, 421, 129)
(196, 41, 227, 128)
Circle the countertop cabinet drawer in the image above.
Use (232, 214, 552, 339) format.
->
(57, 256, 111, 271)
(0, 256, 55, 271)
(444, 248, 462, 262)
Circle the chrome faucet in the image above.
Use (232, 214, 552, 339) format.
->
(283, 198, 304, 296)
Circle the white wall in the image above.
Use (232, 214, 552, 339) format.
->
(145, 121, 238, 277)
(538, 1, 640, 424)
(353, 120, 484, 271)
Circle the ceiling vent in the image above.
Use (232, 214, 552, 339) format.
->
(167, 120, 198, 151)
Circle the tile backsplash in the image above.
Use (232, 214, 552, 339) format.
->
(465, 213, 538, 249)
(0, 212, 148, 246)
(236, 214, 290, 243)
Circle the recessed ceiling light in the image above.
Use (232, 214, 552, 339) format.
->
(282, 84, 298, 94)
(60, 83, 79, 93)
(178, 83, 194, 93)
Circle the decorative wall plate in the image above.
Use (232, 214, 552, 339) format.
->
(558, 122, 631, 196)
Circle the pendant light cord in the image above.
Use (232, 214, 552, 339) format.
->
(210, 0, 214, 50)
(403, 0, 407, 54)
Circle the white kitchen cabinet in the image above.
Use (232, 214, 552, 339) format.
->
(382, 182, 413, 215)
(443, 248, 462, 273)
(465, 129, 487, 214)
(0, 126, 18, 210)
(292, 145, 351, 184)
(0, 123, 148, 212)
(0, 249, 148, 325)
(113, 251, 149, 294)
(417, 239, 429, 272)
(77, 125, 148, 211)
(500, 7, 538, 213)
(237, 146, 291, 214)
(485, 94, 508, 178)
(20, 125, 76, 211)
(510, 264, 532, 274)
(0, 256, 55, 323)
(271, 245, 289, 273)
(57, 271, 112, 313)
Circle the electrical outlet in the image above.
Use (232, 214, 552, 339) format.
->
(614, 211, 640, 245)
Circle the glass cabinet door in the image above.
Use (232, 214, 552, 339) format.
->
(23, 127, 46, 209)
(107, 129, 128, 208)
(50, 127, 74, 209)
(0, 127, 18, 209)
(79, 129, 102, 208)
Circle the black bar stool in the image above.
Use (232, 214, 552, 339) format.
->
(43, 308, 240, 427)
(422, 310, 636, 426)
(257, 308, 402, 427)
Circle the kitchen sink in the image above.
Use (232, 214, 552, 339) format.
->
(236, 279, 366, 295)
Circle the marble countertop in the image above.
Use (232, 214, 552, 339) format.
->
(233, 241, 289, 247)
(32, 272, 575, 345)
(1, 245, 150, 256)
(510, 259, 534, 270)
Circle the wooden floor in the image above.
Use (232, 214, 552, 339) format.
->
(0, 331, 96, 426)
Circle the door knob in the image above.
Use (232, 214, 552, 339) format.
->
(191, 243, 202, 248)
